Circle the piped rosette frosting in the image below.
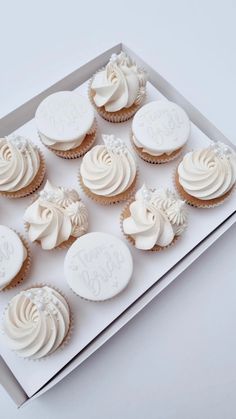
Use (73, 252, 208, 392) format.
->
(24, 181, 89, 250)
(122, 185, 187, 250)
(80, 134, 137, 199)
(178, 141, 236, 201)
(3, 286, 70, 359)
(0, 135, 40, 193)
(91, 52, 147, 112)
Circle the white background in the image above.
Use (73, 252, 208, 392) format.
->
(0, 0, 236, 418)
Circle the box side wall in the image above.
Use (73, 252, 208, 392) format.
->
(0, 356, 28, 406)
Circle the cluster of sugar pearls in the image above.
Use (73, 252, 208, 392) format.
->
(138, 184, 152, 203)
(210, 141, 233, 159)
(109, 52, 133, 67)
(109, 53, 147, 84)
(138, 185, 178, 210)
(137, 184, 187, 235)
(103, 134, 128, 155)
(23, 287, 60, 316)
(6, 134, 36, 153)
(39, 185, 79, 207)
(39, 188, 59, 203)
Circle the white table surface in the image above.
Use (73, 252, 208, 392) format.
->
(1, 1, 236, 418)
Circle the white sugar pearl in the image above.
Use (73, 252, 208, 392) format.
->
(37, 302, 45, 312)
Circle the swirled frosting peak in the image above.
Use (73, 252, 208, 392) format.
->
(24, 181, 88, 249)
(80, 134, 137, 197)
(0, 135, 40, 192)
(91, 52, 147, 112)
(3, 286, 70, 359)
(178, 141, 236, 200)
(123, 184, 187, 250)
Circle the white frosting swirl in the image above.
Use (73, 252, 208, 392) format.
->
(178, 142, 236, 200)
(40, 120, 96, 151)
(91, 52, 147, 112)
(24, 181, 89, 249)
(80, 135, 137, 197)
(0, 136, 40, 192)
(3, 286, 70, 359)
(123, 185, 187, 250)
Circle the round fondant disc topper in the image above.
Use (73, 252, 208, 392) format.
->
(132, 100, 190, 154)
(0, 225, 26, 290)
(64, 232, 133, 301)
(35, 91, 94, 142)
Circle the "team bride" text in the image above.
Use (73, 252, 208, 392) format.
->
(69, 244, 125, 297)
(0, 240, 14, 262)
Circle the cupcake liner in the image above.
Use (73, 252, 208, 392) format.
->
(2, 233, 31, 291)
(39, 119, 97, 159)
(79, 170, 139, 205)
(2, 283, 73, 361)
(131, 133, 183, 164)
(120, 198, 179, 252)
(174, 168, 235, 208)
(88, 74, 146, 123)
(56, 235, 77, 250)
(0, 148, 46, 199)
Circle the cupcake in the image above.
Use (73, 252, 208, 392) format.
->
(3, 286, 71, 359)
(176, 141, 236, 207)
(121, 184, 187, 251)
(131, 100, 190, 163)
(89, 52, 147, 123)
(0, 225, 31, 291)
(24, 181, 89, 250)
(64, 232, 133, 301)
(80, 134, 137, 205)
(0, 135, 46, 198)
(35, 91, 97, 159)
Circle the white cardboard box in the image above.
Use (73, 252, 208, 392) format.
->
(0, 43, 235, 407)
